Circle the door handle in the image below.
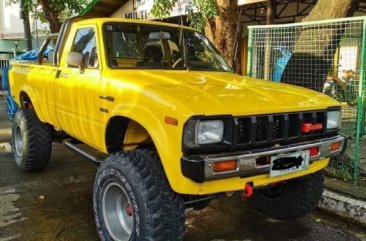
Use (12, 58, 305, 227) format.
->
(60, 73, 69, 78)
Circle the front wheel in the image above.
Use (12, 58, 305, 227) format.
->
(93, 149, 185, 241)
(247, 171, 324, 221)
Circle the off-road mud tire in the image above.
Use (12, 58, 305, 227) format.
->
(247, 171, 324, 221)
(11, 109, 52, 171)
(94, 149, 185, 241)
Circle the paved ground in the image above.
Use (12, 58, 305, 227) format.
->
(0, 100, 366, 241)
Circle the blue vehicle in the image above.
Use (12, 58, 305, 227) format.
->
(272, 48, 292, 82)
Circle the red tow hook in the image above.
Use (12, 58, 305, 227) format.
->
(242, 183, 254, 199)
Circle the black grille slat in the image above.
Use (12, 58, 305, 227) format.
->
(268, 115, 274, 142)
(316, 112, 327, 134)
(288, 114, 300, 138)
(235, 111, 327, 147)
(251, 116, 257, 144)
(256, 116, 269, 142)
(303, 112, 314, 136)
(273, 115, 284, 140)
(298, 113, 304, 137)
(284, 114, 289, 140)
(303, 112, 313, 123)
(236, 118, 251, 144)
(311, 112, 318, 136)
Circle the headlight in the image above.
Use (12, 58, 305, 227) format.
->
(183, 119, 224, 147)
(197, 120, 224, 144)
(327, 110, 341, 129)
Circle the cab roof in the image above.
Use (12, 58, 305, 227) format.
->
(74, 18, 198, 32)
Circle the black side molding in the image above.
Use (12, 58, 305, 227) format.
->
(181, 157, 205, 183)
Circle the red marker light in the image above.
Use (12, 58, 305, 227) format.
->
(309, 147, 320, 157)
(302, 123, 323, 133)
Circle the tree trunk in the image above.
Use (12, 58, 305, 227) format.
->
(281, 0, 358, 91)
(205, 0, 238, 68)
(38, 0, 62, 33)
(294, 0, 358, 56)
(303, 0, 358, 22)
(263, 0, 275, 79)
(21, 0, 32, 51)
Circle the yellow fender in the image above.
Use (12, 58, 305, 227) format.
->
(107, 103, 193, 192)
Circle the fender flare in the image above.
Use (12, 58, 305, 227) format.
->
(107, 104, 180, 186)
(19, 85, 47, 123)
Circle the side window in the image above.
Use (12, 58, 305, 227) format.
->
(71, 27, 99, 69)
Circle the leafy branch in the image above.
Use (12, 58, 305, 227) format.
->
(151, 0, 218, 31)
(10, 0, 90, 32)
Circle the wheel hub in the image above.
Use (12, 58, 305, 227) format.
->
(14, 126, 23, 157)
(126, 204, 133, 217)
(102, 182, 134, 241)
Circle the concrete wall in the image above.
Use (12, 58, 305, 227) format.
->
(111, 1, 135, 18)
(0, 40, 24, 53)
(0, 39, 44, 53)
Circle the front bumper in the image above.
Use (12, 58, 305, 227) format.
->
(181, 135, 346, 183)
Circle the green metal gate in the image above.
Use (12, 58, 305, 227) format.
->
(247, 16, 366, 183)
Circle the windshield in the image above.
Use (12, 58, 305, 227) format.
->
(103, 23, 232, 72)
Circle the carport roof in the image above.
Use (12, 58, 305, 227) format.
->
(80, 0, 128, 18)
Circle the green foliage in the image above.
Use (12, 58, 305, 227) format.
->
(151, 0, 218, 31)
(151, 0, 176, 18)
(12, 0, 90, 22)
(326, 153, 358, 182)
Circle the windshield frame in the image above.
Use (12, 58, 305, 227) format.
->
(102, 22, 233, 72)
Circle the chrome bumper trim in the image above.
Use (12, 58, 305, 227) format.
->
(204, 135, 345, 162)
(186, 135, 346, 181)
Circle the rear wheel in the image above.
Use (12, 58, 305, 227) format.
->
(94, 149, 185, 241)
(247, 171, 324, 220)
(12, 109, 52, 171)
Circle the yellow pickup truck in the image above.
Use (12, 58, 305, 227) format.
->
(9, 17, 345, 241)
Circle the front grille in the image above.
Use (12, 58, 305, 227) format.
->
(256, 116, 269, 142)
(236, 111, 327, 147)
(272, 115, 284, 139)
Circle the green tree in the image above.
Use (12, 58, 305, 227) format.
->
(151, 0, 239, 68)
(12, 0, 90, 33)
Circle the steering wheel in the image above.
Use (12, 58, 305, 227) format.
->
(172, 58, 183, 68)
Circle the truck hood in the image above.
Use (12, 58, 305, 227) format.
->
(113, 70, 340, 116)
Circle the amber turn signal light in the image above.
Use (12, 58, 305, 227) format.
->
(330, 141, 342, 151)
(164, 116, 178, 126)
(213, 160, 237, 172)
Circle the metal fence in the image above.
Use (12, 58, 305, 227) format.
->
(247, 16, 366, 183)
(0, 52, 13, 68)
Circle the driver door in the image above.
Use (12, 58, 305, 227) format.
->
(55, 25, 104, 148)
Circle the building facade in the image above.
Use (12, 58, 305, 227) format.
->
(0, 0, 47, 53)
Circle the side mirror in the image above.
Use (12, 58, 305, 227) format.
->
(67, 51, 85, 73)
